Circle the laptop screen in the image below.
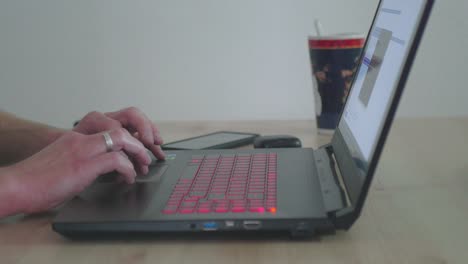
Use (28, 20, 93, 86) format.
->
(337, 0, 426, 174)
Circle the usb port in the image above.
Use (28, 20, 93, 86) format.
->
(243, 220, 262, 230)
(202, 222, 218, 231)
(225, 221, 235, 228)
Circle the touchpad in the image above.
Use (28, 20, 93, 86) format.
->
(137, 164, 168, 182)
(80, 164, 168, 203)
(96, 163, 168, 183)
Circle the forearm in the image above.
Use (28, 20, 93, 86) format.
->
(0, 111, 65, 165)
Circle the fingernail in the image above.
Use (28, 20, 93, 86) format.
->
(156, 135, 163, 144)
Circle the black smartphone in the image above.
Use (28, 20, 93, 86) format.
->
(161, 131, 259, 150)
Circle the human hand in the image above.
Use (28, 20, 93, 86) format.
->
(2, 128, 150, 215)
(73, 107, 165, 174)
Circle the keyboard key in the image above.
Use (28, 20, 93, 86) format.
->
(249, 207, 265, 213)
(249, 183, 265, 190)
(249, 185, 265, 189)
(197, 208, 211, 213)
(169, 195, 184, 201)
(212, 187, 229, 191)
(192, 185, 209, 189)
(249, 182, 265, 186)
(162, 208, 177, 214)
(179, 208, 194, 214)
(208, 193, 225, 200)
(181, 165, 200, 179)
(215, 200, 229, 205)
(215, 207, 229, 213)
(249, 204, 264, 209)
(198, 202, 212, 208)
(250, 177, 266, 184)
(232, 207, 246, 213)
(212, 182, 229, 186)
(230, 185, 247, 190)
(181, 202, 197, 207)
(227, 193, 245, 197)
(247, 193, 264, 199)
(183, 197, 199, 203)
(226, 195, 244, 200)
(210, 191, 226, 195)
(189, 191, 207, 197)
(231, 199, 246, 204)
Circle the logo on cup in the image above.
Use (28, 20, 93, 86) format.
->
(309, 34, 365, 132)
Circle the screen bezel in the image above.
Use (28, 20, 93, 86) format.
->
(329, 0, 434, 226)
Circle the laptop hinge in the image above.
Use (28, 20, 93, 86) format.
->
(314, 144, 351, 215)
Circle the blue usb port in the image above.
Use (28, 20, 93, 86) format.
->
(202, 222, 218, 231)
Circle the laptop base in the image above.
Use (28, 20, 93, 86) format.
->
(53, 218, 336, 239)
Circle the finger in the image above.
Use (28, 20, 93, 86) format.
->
(150, 124, 165, 160)
(74, 111, 122, 134)
(148, 144, 165, 160)
(125, 132, 153, 169)
(151, 123, 164, 145)
(119, 150, 129, 159)
(141, 165, 149, 175)
(108, 128, 152, 167)
(127, 151, 149, 175)
(114, 152, 137, 183)
(109, 129, 153, 167)
(105, 107, 155, 148)
(133, 130, 163, 146)
(133, 130, 165, 160)
(84, 152, 137, 184)
(83, 128, 151, 166)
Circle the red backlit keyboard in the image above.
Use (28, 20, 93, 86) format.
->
(162, 153, 278, 214)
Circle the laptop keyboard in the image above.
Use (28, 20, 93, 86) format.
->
(161, 153, 278, 214)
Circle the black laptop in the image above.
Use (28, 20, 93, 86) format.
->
(53, 0, 434, 238)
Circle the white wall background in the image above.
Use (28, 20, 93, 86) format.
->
(0, 0, 467, 128)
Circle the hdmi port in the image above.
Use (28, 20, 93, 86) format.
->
(243, 220, 262, 230)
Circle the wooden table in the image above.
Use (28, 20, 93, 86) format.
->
(1, 118, 467, 264)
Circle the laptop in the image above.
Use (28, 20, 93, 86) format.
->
(52, 0, 434, 238)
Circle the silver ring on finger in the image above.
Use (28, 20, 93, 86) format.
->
(103, 131, 114, 152)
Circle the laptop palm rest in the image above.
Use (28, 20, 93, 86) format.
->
(79, 163, 168, 203)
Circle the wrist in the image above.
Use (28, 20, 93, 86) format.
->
(0, 166, 25, 217)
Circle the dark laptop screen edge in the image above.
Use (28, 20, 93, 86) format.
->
(327, 0, 383, 211)
(330, 0, 435, 229)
